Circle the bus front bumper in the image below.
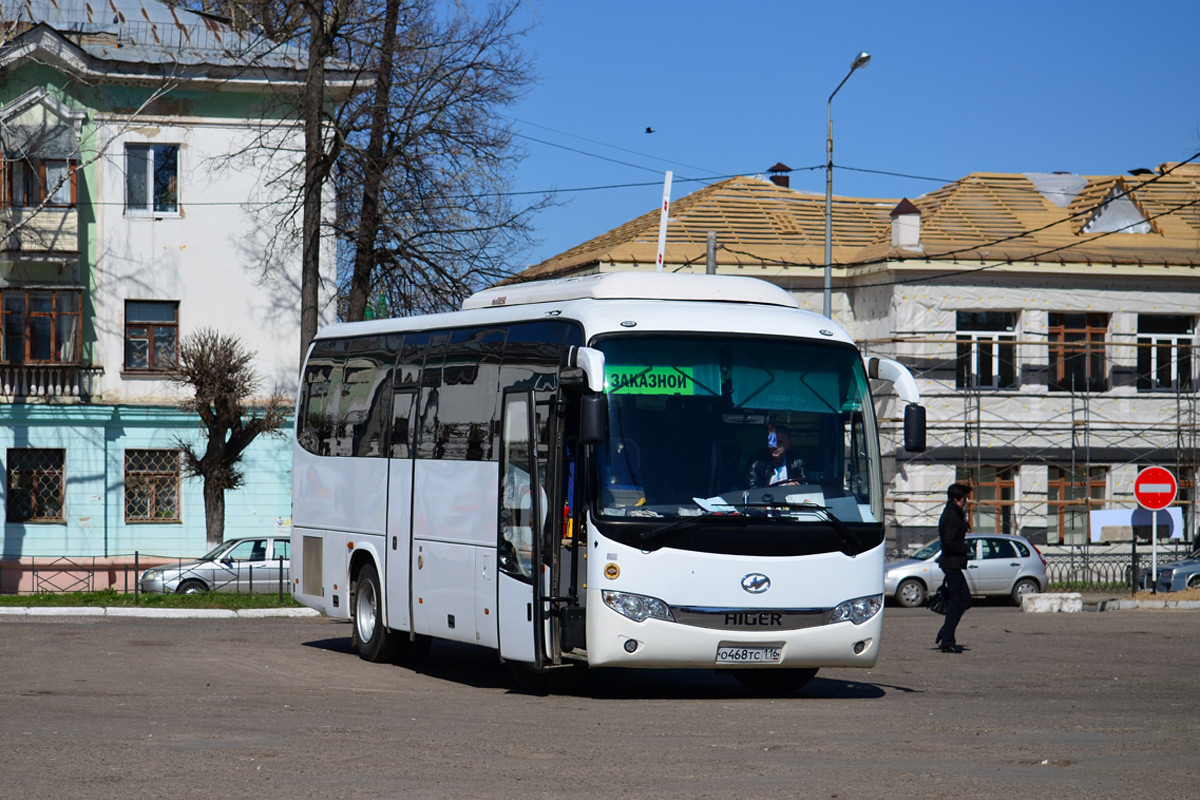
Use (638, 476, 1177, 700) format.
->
(584, 593, 883, 669)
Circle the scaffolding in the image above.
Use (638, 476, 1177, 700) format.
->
(871, 332, 1199, 558)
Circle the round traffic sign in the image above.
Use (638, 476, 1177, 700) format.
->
(1134, 466, 1177, 511)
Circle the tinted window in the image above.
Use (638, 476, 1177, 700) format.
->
(391, 333, 428, 459)
(416, 333, 450, 459)
(338, 335, 396, 457)
(500, 321, 577, 393)
(980, 538, 1017, 559)
(298, 340, 345, 455)
(438, 326, 507, 460)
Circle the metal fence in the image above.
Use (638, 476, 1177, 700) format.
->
(0, 553, 291, 600)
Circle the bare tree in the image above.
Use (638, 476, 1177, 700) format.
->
(173, 328, 288, 550)
(338, 0, 547, 320)
(175, 0, 547, 325)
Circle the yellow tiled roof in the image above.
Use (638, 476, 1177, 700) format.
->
(512, 163, 1200, 283)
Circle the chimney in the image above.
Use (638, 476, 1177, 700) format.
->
(767, 162, 791, 188)
(890, 198, 922, 250)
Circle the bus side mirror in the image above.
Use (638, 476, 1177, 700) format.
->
(581, 394, 607, 445)
(904, 404, 926, 453)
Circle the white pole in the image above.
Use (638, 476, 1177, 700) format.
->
(1152, 508, 1158, 592)
(655, 171, 673, 272)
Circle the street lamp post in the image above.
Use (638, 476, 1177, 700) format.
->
(824, 51, 871, 319)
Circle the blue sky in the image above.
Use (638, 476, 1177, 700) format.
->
(500, 0, 1200, 268)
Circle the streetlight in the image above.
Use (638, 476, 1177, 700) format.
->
(824, 50, 871, 319)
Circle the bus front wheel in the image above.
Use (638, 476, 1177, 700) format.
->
(731, 667, 818, 697)
(352, 563, 397, 663)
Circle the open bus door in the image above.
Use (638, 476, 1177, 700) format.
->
(497, 390, 559, 666)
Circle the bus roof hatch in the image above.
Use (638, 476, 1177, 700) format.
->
(463, 273, 802, 311)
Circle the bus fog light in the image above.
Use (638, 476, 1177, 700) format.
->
(602, 590, 674, 623)
(624, 639, 639, 653)
(830, 594, 883, 626)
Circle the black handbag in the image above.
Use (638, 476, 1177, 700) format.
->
(928, 584, 948, 615)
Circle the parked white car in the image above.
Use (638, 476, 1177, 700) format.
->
(885, 534, 1048, 607)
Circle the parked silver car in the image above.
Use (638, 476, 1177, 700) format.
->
(1148, 546, 1200, 593)
(139, 536, 291, 594)
(885, 533, 1048, 607)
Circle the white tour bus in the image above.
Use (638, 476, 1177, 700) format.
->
(291, 272, 925, 694)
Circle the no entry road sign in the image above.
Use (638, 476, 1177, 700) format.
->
(1134, 466, 1177, 511)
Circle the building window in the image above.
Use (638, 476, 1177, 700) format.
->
(0, 289, 81, 364)
(958, 465, 1016, 535)
(124, 300, 179, 371)
(125, 143, 178, 213)
(6, 157, 77, 207)
(5, 448, 66, 523)
(1137, 314, 1193, 393)
(125, 449, 182, 522)
(1048, 313, 1108, 392)
(1048, 466, 1106, 545)
(956, 312, 1017, 389)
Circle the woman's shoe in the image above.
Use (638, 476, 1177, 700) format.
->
(939, 644, 963, 653)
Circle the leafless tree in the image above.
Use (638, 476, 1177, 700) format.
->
(172, 328, 288, 550)
(177, 0, 547, 330)
(337, 0, 547, 320)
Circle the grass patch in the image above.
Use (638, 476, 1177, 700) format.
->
(1048, 581, 1129, 593)
(0, 588, 302, 609)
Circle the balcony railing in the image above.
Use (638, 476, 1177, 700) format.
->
(0, 207, 79, 257)
(0, 364, 102, 399)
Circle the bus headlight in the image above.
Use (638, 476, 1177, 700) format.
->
(602, 590, 674, 623)
(829, 594, 883, 625)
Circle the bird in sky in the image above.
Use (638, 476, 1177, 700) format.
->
(645, 126, 655, 134)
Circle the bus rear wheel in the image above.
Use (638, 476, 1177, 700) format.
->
(731, 667, 818, 697)
(352, 563, 398, 663)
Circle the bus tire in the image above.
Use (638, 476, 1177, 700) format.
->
(352, 563, 397, 663)
(731, 667, 818, 697)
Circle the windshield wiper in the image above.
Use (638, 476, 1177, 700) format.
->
(637, 512, 746, 551)
(729, 501, 858, 554)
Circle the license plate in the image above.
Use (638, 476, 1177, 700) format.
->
(715, 645, 783, 664)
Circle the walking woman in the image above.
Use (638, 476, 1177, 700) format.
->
(935, 483, 972, 653)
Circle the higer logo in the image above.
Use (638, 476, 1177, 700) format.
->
(741, 573, 770, 594)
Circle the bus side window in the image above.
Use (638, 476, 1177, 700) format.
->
(340, 335, 395, 458)
(440, 326, 507, 461)
(391, 332, 426, 459)
(298, 339, 346, 456)
(417, 332, 449, 460)
(391, 390, 417, 459)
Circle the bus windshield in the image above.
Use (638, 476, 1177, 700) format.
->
(593, 334, 882, 525)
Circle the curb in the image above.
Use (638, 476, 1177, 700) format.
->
(0, 606, 321, 618)
(1098, 598, 1200, 611)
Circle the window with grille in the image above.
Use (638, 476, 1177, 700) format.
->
(124, 300, 179, 371)
(957, 465, 1016, 535)
(1048, 313, 1108, 392)
(0, 288, 82, 364)
(6, 448, 65, 523)
(956, 311, 1017, 389)
(1137, 315, 1194, 393)
(1048, 466, 1106, 545)
(124, 449, 182, 522)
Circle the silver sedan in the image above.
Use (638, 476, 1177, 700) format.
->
(884, 533, 1048, 607)
(139, 536, 291, 594)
